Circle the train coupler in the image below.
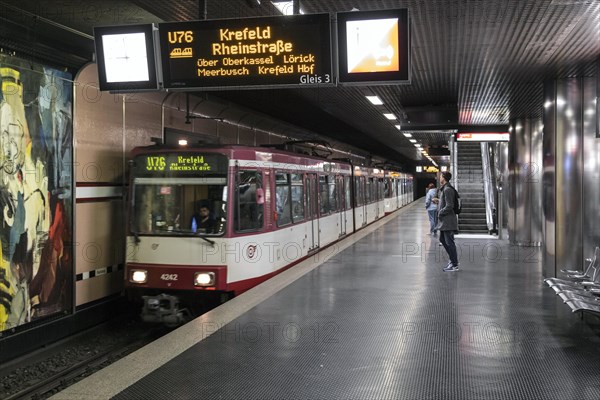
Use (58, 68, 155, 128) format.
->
(141, 293, 188, 327)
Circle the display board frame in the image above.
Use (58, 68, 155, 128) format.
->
(93, 24, 160, 92)
(158, 14, 334, 90)
(336, 8, 411, 86)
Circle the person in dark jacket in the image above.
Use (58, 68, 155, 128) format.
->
(191, 205, 214, 234)
(436, 172, 459, 271)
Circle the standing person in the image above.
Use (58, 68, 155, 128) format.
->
(425, 183, 438, 236)
(436, 172, 459, 271)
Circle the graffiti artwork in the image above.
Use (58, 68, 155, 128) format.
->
(0, 55, 73, 332)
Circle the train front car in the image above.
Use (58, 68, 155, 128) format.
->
(125, 146, 231, 325)
(124, 145, 356, 326)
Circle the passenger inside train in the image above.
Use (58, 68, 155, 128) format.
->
(191, 204, 214, 234)
(236, 171, 264, 231)
(132, 180, 227, 236)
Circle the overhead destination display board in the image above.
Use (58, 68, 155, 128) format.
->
(423, 166, 439, 173)
(337, 8, 410, 85)
(159, 14, 333, 90)
(456, 133, 510, 142)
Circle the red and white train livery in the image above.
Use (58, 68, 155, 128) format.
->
(125, 144, 413, 324)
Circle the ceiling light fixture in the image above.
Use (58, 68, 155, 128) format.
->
(366, 95, 383, 105)
(383, 113, 396, 120)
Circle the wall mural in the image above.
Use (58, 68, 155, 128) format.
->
(0, 55, 73, 332)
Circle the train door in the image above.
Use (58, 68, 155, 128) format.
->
(394, 178, 400, 209)
(361, 177, 368, 226)
(400, 177, 406, 206)
(337, 175, 347, 237)
(306, 173, 319, 251)
(377, 178, 384, 218)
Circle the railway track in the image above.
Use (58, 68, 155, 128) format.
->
(1, 320, 170, 400)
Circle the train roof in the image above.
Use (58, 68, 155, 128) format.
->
(130, 144, 411, 177)
(131, 143, 349, 165)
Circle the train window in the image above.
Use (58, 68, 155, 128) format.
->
(344, 176, 351, 209)
(132, 177, 227, 236)
(354, 176, 363, 207)
(275, 172, 305, 226)
(373, 179, 377, 202)
(385, 178, 394, 198)
(235, 171, 264, 232)
(366, 178, 372, 204)
(319, 175, 330, 214)
(290, 174, 304, 222)
(335, 176, 345, 210)
(275, 172, 292, 226)
(328, 176, 338, 212)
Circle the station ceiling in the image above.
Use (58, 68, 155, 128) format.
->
(0, 0, 598, 169)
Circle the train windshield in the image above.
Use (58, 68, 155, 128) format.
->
(131, 177, 228, 236)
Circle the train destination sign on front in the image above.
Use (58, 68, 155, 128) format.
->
(135, 153, 228, 177)
(159, 14, 333, 89)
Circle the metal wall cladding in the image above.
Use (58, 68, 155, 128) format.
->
(542, 76, 599, 277)
(582, 75, 600, 267)
(508, 118, 543, 247)
(556, 79, 584, 276)
(542, 81, 557, 278)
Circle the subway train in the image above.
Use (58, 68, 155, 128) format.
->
(124, 143, 413, 325)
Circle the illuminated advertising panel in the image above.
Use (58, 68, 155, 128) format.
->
(337, 9, 410, 85)
(456, 133, 510, 142)
(158, 14, 333, 89)
(93, 24, 159, 91)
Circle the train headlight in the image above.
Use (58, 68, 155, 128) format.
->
(130, 269, 148, 283)
(194, 272, 215, 287)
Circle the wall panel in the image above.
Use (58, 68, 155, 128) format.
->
(542, 82, 557, 277)
(508, 118, 543, 246)
(555, 79, 583, 274)
(582, 76, 600, 260)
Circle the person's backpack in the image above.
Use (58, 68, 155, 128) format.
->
(450, 186, 462, 215)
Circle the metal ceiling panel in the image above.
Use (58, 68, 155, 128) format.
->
(0, 0, 597, 168)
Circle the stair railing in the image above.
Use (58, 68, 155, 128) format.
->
(481, 143, 497, 232)
(450, 135, 458, 192)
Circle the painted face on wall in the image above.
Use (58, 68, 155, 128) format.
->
(0, 104, 26, 175)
